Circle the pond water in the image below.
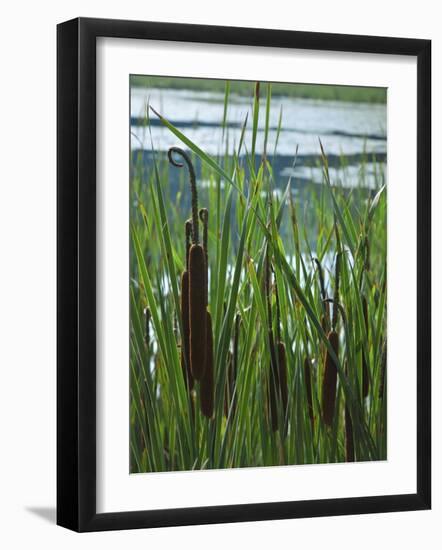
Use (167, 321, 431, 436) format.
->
(130, 87, 386, 190)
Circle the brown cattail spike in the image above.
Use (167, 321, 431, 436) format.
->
(188, 243, 207, 380)
(322, 330, 339, 426)
(200, 311, 214, 418)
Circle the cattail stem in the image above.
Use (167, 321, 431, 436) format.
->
(168, 147, 199, 245)
(199, 208, 209, 306)
(185, 219, 192, 270)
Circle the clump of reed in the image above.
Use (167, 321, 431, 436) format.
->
(130, 84, 387, 473)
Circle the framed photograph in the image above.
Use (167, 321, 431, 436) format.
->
(57, 17, 431, 532)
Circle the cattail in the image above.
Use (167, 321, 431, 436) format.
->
(344, 360, 355, 462)
(362, 296, 370, 398)
(180, 221, 193, 390)
(168, 147, 207, 380)
(304, 356, 314, 427)
(322, 330, 339, 426)
(200, 311, 214, 418)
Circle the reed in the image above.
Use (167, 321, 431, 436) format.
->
(129, 84, 387, 472)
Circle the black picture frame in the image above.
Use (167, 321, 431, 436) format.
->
(57, 17, 431, 532)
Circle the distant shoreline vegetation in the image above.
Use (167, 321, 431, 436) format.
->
(130, 75, 387, 104)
